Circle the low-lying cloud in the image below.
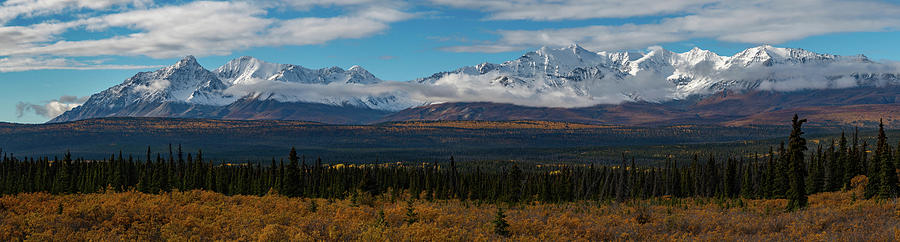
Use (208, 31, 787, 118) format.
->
(218, 58, 900, 109)
(16, 95, 88, 118)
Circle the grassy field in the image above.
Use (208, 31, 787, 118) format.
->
(0, 188, 897, 241)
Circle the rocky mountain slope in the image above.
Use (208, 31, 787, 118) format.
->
(51, 45, 900, 125)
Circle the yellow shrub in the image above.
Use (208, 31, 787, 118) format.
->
(0, 191, 897, 241)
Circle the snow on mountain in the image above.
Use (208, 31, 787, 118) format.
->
(210, 56, 413, 111)
(417, 44, 898, 104)
(52, 44, 900, 123)
(73, 55, 231, 108)
(52, 55, 423, 123)
(214, 56, 383, 86)
(214, 56, 287, 85)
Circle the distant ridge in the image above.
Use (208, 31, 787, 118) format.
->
(53, 45, 900, 125)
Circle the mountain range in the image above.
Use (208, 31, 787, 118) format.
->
(51, 45, 900, 126)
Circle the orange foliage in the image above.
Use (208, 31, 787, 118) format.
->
(0, 190, 897, 241)
(388, 120, 615, 130)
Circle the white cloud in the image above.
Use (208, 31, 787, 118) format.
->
(0, 56, 161, 72)
(444, 0, 900, 53)
(16, 95, 89, 118)
(132, 79, 171, 93)
(0, 0, 151, 24)
(414, 72, 605, 107)
(430, 0, 716, 20)
(266, 0, 402, 10)
(265, 8, 413, 47)
(0, 0, 412, 70)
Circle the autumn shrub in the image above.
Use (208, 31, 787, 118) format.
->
(0, 190, 897, 241)
(851, 175, 869, 198)
(634, 203, 652, 224)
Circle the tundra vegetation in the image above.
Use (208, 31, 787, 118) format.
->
(0, 115, 897, 240)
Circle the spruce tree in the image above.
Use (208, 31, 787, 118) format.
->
(404, 198, 418, 224)
(284, 147, 301, 197)
(705, 155, 719, 197)
(492, 207, 510, 237)
(506, 163, 522, 203)
(764, 148, 776, 198)
(806, 145, 823, 194)
(833, 133, 847, 190)
(786, 114, 808, 211)
(724, 158, 737, 198)
(51, 151, 72, 194)
(740, 162, 754, 198)
(845, 128, 861, 187)
(773, 142, 789, 198)
(867, 122, 888, 198)
(876, 121, 899, 198)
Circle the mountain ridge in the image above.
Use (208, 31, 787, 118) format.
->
(51, 45, 900, 125)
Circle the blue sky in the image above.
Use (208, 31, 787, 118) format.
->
(2, 0, 900, 123)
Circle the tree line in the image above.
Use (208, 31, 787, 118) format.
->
(0, 115, 897, 208)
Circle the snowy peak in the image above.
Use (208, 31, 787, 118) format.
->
(535, 43, 592, 57)
(345, 65, 379, 84)
(214, 57, 382, 85)
(678, 47, 724, 66)
(417, 44, 900, 103)
(214, 56, 286, 85)
(173, 55, 202, 69)
(527, 43, 608, 68)
(53, 46, 900, 124)
(725, 45, 844, 67)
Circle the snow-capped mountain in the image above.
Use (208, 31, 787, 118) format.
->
(416, 44, 897, 104)
(93, 56, 230, 106)
(51, 45, 900, 124)
(214, 56, 381, 85)
(50, 56, 415, 123)
(209, 56, 412, 111)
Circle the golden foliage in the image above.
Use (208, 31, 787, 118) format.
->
(0, 190, 897, 241)
(389, 120, 614, 130)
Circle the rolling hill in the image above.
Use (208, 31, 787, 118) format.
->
(0, 118, 802, 163)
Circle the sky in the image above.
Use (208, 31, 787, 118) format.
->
(2, 0, 900, 123)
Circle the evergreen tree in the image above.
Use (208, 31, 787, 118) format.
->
(724, 158, 737, 198)
(704, 155, 719, 197)
(763, 147, 776, 198)
(832, 133, 847, 190)
(506, 163, 522, 203)
(845, 128, 861, 187)
(283, 147, 301, 197)
(867, 122, 888, 198)
(806, 145, 823, 194)
(740, 161, 754, 198)
(876, 121, 899, 198)
(404, 198, 418, 224)
(786, 114, 808, 211)
(51, 151, 72, 194)
(492, 207, 510, 237)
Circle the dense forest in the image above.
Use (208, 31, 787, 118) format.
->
(1, 115, 898, 209)
(0, 117, 801, 162)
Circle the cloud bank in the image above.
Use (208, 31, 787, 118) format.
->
(0, 0, 412, 71)
(16, 95, 88, 118)
(217, 58, 900, 111)
(0, 56, 161, 71)
(441, 0, 900, 53)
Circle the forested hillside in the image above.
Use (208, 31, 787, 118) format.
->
(0, 118, 803, 162)
(1, 116, 897, 203)
(1, 116, 899, 240)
